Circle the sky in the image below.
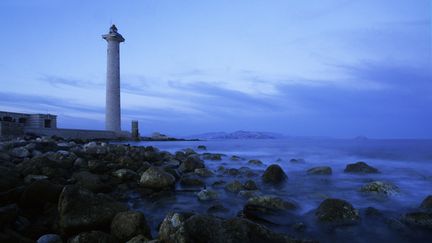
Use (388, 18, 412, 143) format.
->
(0, 0, 430, 138)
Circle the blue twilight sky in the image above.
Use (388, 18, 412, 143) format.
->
(0, 0, 431, 138)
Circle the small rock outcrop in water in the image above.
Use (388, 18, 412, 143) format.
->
(247, 195, 297, 211)
(110, 211, 152, 242)
(402, 212, 432, 229)
(139, 166, 175, 190)
(420, 195, 432, 209)
(360, 181, 399, 196)
(344, 161, 379, 173)
(307, 166, 332, 175)
(315, 198, 360, 225)
(179, 154, 205, 173)
(196, 189, 219, 201)
(197, 145, 207, 150)
(248, 159, 263, 166)
(262, 164, 287, 184)
(158, 212, 311, 243)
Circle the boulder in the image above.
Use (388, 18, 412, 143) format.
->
(247, 195, 297, 211)
(111, 211, 152, 242)
(315, 198, 359, 225)
(125, 234, 152, 243)
(20, 180, 63, 210)
(420, 195, 432, 209)
(24, 174, 49, 183)
(196, 189, 218, 201)
(194, 168, 214, 177)
(344, 161, 379, 173)
(248, 159, 263, 166)
(262, 164, 287, 184)
(360, 181, 399, 196)
(10, 147, 30, 158)
(68, 231, 116, 243)
(179, 155, 205, 173)
(306, 166, 332, 175)
(290, 158, 305, 163)
(226, 168, 240, 176)
(0, 204, 17, 228)
(159, 212, 309, 243)
(230, 155, 243, 161)
(179, 175, 204, 187)
(402, 212, 432, 229)
(87, 160, 109, 174)
(0, 166, 20, 192)
(139, 166, 175, 190)
(197, 145, 207, 150)
(202, 153, 223, 161)
(243, 180, 258, 190)
(58, 186, 127, 235)
(36, 234, 62, 243)
(73, 171, 112, 193)
(224, 180, 244, 193)
(112, 169, 138, 181)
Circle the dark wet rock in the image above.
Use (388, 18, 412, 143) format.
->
(226, 168, 240, 176)
(385, 217, 411, 233)
(292, 222, 306, 232)
(139, 167, 175, 190)
(68, 231, 117, 243)
(10, 147, 30, 158)
(315, 198, 359, 225)
(196, 189, 218, 201)
(290, 158, 305, 163)
(58, 185, 127, 235)
(248, 159, 263, 166)
(111, 211, 152, 242)
(163, 167, 180, 180)
(112, 169, 138, 181)
(0, 166, 20, 192)
(230, 155, 243, 161)
(88, 160, 109, 174)
(179, 154, 204, 173)
(165, 159, 181, 168)
(202, 153, 224, 161)
(307, 166, 332, 175)
(125, 234, 152, 243)
(20, 180, 63, 210)
(360, 181, 399, 196)
(262, 164, 287, 184)
(365, 207, 382, 217)
(180, 175, 205, 187)
(207, 204, 229, 214)
(174, 151, 187, 162)
(73, 171, 112, 193)
(83, 142, 108, 155)
(238, 190, 261, 199)
(194, 168, 214, 177)
(247, 195, 297, 211)
(212, 180, 226, 187)
(420, 195, 432, 209)
(225, 180, 244, 193)
(402, 212, 432, 229)
(159, 212, 312, 243)
(0, 204, 17, 228)
(243, 180, 258, 190)
(197, 145, 207, 150)
(36, 234, 62, 243)
(182, 148, 197, 156)
(24, 174, 49, 183)
(73, 158, 88, 170)
(344, 161, 379, 173)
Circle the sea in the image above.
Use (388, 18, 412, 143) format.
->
(120, 138, 432, 243)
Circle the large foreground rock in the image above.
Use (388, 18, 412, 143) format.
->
(58, 186, 127, 235)
(139, 166, 175, 190)
(420, 195, 432, 209)
(344, 162, 379, 173)
(111, 211, 152, 242)
(315, 198, 359, 225)
(402, 212, 432, 229)
(262, 164, 287, 184)
(159, 212, 314, 243)
(179, 155, 205, 173)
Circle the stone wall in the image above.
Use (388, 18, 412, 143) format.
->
(24, 128, 131, 140)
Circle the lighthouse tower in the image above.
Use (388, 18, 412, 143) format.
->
(102, 25, 125, 132)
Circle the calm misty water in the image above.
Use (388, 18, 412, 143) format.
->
(122, 138, 432, 242)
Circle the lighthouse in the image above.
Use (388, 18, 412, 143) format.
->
(102, 25, 124, 132)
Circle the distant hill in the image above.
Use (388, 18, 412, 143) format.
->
(188, 130, 285, 139)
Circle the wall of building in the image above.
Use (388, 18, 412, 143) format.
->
(0, 121, 25, 136)
(24, 128, 130, 140)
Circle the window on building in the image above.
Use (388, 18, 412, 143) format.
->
(44, 119, 52, 128)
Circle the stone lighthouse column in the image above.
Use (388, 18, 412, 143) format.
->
(102, 25, 125, 132)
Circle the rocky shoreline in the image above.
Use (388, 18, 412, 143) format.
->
(0, 136, 431, 242)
